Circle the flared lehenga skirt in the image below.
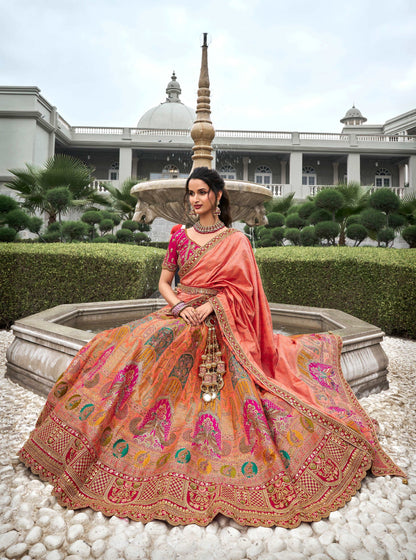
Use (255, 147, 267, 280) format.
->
(19, 308, 401, 527)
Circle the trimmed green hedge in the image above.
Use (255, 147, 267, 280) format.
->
(2, 244, 416, 339)
(256, 247, 416, 339)
(0, 243, 165, 329)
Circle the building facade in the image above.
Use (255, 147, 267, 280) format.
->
(1, 76, 416, 211)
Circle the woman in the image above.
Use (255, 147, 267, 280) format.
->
(19, 167, 405, 527)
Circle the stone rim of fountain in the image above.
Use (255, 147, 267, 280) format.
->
(6, 298, 388, 399)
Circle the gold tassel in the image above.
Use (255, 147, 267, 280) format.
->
(199, 320, 226, 402)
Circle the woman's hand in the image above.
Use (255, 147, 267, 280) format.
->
(179, 301, 214, 325)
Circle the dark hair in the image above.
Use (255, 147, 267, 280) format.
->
(184, 167, 232, 227)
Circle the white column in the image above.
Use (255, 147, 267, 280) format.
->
(242, 157, 249, 181)
(289, 152, 303, 197)
(332, 162, 339, 185)
(119, 147, 133, 183)
(280, 160, 287, 184)
(408, 155, 416, 194)
(347, 153, 361, 184)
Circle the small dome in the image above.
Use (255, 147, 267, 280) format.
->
(340, 105, 367, 125)
(137, 72, 196, 130)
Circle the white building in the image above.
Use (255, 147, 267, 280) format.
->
(1, 74, 415, 205)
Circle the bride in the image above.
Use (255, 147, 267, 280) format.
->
(19, 166, 405, 527)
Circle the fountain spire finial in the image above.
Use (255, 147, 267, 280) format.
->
(190, 33, 215, 169)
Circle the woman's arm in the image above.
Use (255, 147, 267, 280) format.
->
(158, 269, 201, 326)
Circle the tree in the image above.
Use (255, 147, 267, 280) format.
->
(28, 216, 44, 238)
(308, 209, 332, 225)
(284, 228, 301, 246)
(61, 221, 89, 242)
(264, 193, 295, 215)
(377, 227, 395, 248)
(5, 208, 30, 232)
(300, 226, 318, 246)
(369, 188, 400, 226)
(266, 212, 285, 228)
(46, 187, 73, 225)
(0, 194, 18, 215)
(122, 220, 138, 232)
(5, 154, 109, 225)
(116, 228, 134, 243)
(99, 218, 114, 236)
(314, 189, 344, 221)
(298, 201, 316, 220)
(402, 225, 416, 248)
(346, 223, 367, 247)
(333, 183, 369, 246)
(0, 227, 17, 242)
(285, 213, 305, 229)
(359, 208, 386, 244)
(81, 210, 102, 240)
(315, 221, 340, 246)
(102, 178, 141, 221)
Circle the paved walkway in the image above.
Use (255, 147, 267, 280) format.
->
(0, 331, 415, 560)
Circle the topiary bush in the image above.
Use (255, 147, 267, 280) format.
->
(256, 246, 416, 338)
(402, 225, 416, 248)
(0, 244, 165, 328)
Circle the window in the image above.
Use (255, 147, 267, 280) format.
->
(302, 166, 316, 186)
(108, 161, 119, 181)
(219, 164, 236, 180)
(255, 165, 272, 185)
(162, 164, 179, 179)
(375, 168, 391, 188)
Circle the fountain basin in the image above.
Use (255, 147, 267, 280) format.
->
(131, 178, 272, 226)
(6, 299, 388, 398)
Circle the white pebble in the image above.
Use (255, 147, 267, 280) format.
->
(219, 526, 241, 542)
(246, 540, 265, 559)
(326, 542, 348, 560)
(183, 523, 204, 540)
(14, 516, 34, 531)
(45, 551, 63, 560)
(5, 542, 29, 558)
(367, 522, 387, 537)
(267, 534, 287, 553)
(311, 520, 329, 535)
(71, 512, 90, 525)
(68, 540, 91, 558)
(67, 524, 84, 542)
(319, 529, 335, 546)
(49, 515, 66, 532)
(144, 521, 168, 536)
(37, 515, 51, 528)
(29, 542, 47, 558)
(247, 526, 274, 541)
(88, 525, 110, 541)
(108, 533, 128, 551)
(0, 530, 19, 552)
(338, 532, 362, 552)
(90, 539, 106, 559)
(302, 537, 323, 556)
(44, 534, 65, 550)
(103, 548, 120, 560)
(25, 526, 43, 545)
(150, 544, 177, 560)
(0, 523, 14, 535)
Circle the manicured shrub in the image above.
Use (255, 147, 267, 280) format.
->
(122, 220, 138, 232)
(402, 225, 416, 248)
(346, 223, 367, 246)
(271, 227, 285, 245)
(116, 228, 134, 243)
(134, 231, 150, 245)
(266, 212, 285, 228)
(285, 213, 305, 229)
(0, 227, 17, 242)
(0, 195, 18, 214)
(377, 227, 395, 247)
(255, 247, 416, 338)
(99, 219, 114, 235)
(61, 221, 89, 242)
(388, 213, 406, 231)
(359, 208, 386, 233)
(345, 215, 361, 226)
(28, 216, 44, 236)
(0, 244, 165, 328)
(314, 189, 344, 218)
(369, 188, 400, 215)
(300, 226, 318, 246)
(103, 233, 117, 243)
(315, 221, 340, 245)
(5, 209, 31, 232)
(284, 228, 301, 245)
(298, 201, 316, 220)
(308, 209, 332, 225)
(92, 237, 109, 243)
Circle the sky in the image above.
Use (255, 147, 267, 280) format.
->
(1, 0, 415, 133)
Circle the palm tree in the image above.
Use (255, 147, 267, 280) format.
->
(102, 178, 143, 221)
(334, 182, 370, 245)
(5, 154, 109, 225)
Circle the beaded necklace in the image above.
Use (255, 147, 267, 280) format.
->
(193, 220, 225, 234)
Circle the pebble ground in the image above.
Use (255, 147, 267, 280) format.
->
(0, 330, 415, 560)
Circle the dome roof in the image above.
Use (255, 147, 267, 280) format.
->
(340, 105, 367, 124)
(137, 72, 196, 130)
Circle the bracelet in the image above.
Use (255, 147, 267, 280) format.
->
(171, 301, 187, 317)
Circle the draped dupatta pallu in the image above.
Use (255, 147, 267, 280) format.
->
(19, 228, 405, 527)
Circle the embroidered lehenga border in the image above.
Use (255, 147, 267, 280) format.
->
(19, 229, 405, 527)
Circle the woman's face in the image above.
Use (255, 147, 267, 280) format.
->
(187, 178, 221, 219)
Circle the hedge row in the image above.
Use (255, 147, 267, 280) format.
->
(256, 246, 416, 339)
(2, 244, 416, 338)
(0, 244, 165, 329)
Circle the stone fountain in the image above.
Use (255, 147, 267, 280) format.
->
(130, 33, 272, 227)
(5, 35, 390, 399)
